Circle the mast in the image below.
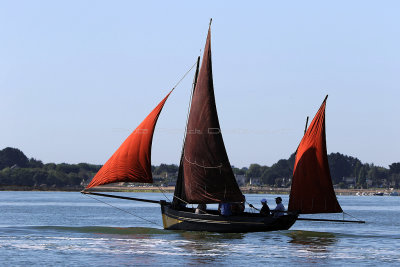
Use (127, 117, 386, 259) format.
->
(173, 56, 201, 207)
(304, 116, 309, 135)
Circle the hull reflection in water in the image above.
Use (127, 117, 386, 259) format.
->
(288, 230, 338, 246)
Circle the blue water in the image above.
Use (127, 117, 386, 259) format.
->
(0, 191, 399, 266)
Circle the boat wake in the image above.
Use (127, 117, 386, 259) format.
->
(286, 229, 400, 240)
(4, 226, 170, 235)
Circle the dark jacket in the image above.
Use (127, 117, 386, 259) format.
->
(260, 203, 271, 216)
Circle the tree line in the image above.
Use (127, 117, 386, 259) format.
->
(0, 147, 101, 189)
(238, 153, 400, 189)
(0, 147, 399, 189)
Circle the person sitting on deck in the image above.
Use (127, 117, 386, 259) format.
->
(218, 203, 232, 216)
(249, 198, 270, 216)
(195, 204, 207, 214)
(260, 199, 271, 217)
(273, 197, 285, 217)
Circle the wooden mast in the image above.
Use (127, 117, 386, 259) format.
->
(173, 56, 201, 206)
(304, 116, 309, 135)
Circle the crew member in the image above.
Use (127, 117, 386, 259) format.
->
(260, 198, 271, 216)
(273, 197, 285, 217)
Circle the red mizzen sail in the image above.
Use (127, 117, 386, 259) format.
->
(176, 27, 244, 204)
(86, 91, 172, 189)
(288, 96, 342, 214)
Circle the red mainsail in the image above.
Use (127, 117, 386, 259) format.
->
(86, 91, 172, 189)
(288, 96, 342, 214)
(176, 27, 244, 204)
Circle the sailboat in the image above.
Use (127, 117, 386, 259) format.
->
(82, 21, 363, 232)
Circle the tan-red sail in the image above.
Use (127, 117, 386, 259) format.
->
(175, 27, 244, 204)
(86, 91, 172, 189)
(288, 96, 342, 214)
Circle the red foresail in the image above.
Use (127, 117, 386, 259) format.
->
(288, 96, 342, 214)
(86, 91, 172, 189)
(179, 27, 244, 204)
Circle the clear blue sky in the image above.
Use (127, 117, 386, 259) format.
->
(1, 1, 399, 168)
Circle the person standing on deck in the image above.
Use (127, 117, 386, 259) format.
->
(273, 197, 285, 217)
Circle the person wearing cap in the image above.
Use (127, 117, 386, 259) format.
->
(260, 199, 271, 217)
(273, 197, 285, 217)
(248, 198, 270, 216)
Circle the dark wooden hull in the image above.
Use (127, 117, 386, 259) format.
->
(160, 203, 298, 233)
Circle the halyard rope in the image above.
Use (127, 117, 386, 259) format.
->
(171, 60, 198, 91)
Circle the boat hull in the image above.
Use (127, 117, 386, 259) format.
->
(160, 203, 298, 233)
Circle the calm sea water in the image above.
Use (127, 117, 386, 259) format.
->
(0, 191, 399, 266)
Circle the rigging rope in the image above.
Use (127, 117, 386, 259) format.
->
(157, 186, 171, 202)
(179, 57, 198, 154)
(171, 60, 198, 91)
(343, 211, 365, 223)
(172, 194, 190, 205)
(84, 193, 161, 227)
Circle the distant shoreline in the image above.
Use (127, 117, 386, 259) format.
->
(0, 185, 395, 196)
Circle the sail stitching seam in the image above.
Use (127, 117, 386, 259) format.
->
(183, 155, 223, 169)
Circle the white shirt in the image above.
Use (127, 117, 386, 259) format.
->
(274, 203, 285, 217)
